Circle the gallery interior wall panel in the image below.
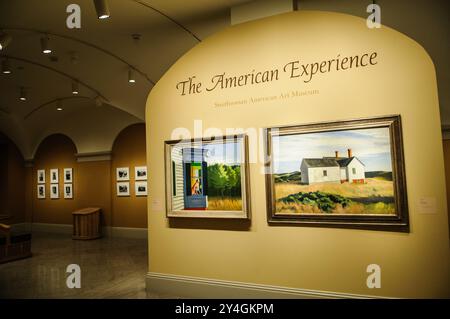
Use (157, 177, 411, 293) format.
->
(0, 132, 26, 224)
(111, 123, 147, 228)
(146, 11, 450, 297)
(33, 134, 78, 224)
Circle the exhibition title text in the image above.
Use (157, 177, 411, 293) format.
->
(176, 51, 378, 96)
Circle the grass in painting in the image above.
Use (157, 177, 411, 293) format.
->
(275, 178, 395, 215)
(208, 196, 242, 211)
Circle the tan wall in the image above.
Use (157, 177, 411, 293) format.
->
(111, 123, 147, 228)
(77, 160, 112, 227)
(33, 135, 79, 224)
(0, 133, 26, 224)
(146, 11, 450, 298)
(31, 126, 147, 228)
(443, 139, 450, 234)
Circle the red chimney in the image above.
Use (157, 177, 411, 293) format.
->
(335, 151, 339, 158)
(348, 149, 352, 158)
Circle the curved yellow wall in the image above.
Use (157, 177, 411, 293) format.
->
(146, 11, 450, 298)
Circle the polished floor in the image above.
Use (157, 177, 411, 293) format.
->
(0, 232, 167, 299)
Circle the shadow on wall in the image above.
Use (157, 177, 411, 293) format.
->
(0, 132, 26, 225)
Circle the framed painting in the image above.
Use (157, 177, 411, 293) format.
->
(63, 168, 73, 183)
(135, 166, 147, 181)
(50, 184, 59, 199)
(264, 115, 409, 231)
(165, 134, 250, 219)
(64, 184, 73, 199)
(117, 182, 130, 196)
(37, 169, 45, 184)
(116, 167, 130, 181)
(135, 181, 148, 197)
(37, 184, 45, 199)
(50, 168, 58, 184)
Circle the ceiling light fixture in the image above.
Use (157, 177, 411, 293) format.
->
(128, 68, 136, 84)
(72, 81, 79, 95)
(56, 100, 63, 111)
(19, 87, 27, 101)
(94, 0, 110, 19)
(0, 33, 12, 50)
(40, 36, 52, 54)
(1, 59, 12, 74)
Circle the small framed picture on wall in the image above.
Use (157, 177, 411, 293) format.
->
(50, 184, 59, 199)
(37, 169, 45, 184)
(37, 185, 45, 199)
(135, 166, 147, 181)
(50, 168, 59, 183)
(64, 184, 73, 199)
(64, 168, 73, 183)
(135, 181, 148, 197)
(117, 182, 130, 196)
(116, 167, 130, 181)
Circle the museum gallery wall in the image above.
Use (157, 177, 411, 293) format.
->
(146, 11, 450, 297)
(30, 124, 147, 228)
(0, 132, 28, 225)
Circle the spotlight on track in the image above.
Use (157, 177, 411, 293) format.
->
(40, 36, 52, 54)
(128, 68, 136, 84)
(1, 59, 12, 74)
(19, 87, 27, 101)
(0, 33, 12, 50)
(72, 81, 79, 95)
(56, 99, 63, 111)
(94, 0, 110, 19)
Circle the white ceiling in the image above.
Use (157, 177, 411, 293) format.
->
(0, 0, 448, 158)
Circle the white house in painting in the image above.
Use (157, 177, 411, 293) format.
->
(300, 149, 365, 185)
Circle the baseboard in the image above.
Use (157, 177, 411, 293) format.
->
(30, 222, 147, 239)
(31, 223, 72, 234)
(103, 226, 148, 239)
(146, 272, 389, 299)
(11, 222, 32, 233)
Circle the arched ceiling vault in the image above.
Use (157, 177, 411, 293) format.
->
(0, 0, 448, 159)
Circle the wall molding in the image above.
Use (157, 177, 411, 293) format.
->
(146, 272, 390, 299)
(75, 151, 112, 162)
(29, 222, 147, 239)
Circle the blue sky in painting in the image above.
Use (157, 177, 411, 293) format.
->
(273, 127, 392, 173)
(203, 141, 242, 165)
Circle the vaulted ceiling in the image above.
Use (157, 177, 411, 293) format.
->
(0, 0, 448, 158)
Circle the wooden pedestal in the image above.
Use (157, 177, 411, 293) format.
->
(72, 208, 101, 240)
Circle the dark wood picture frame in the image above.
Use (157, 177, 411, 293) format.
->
(264, 115, 409, 232)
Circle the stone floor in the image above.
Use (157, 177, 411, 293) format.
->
(0, 232, 167, 299)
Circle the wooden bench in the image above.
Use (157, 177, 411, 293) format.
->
(0, 223, 32, 264)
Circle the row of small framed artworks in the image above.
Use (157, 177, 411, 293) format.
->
(116, 166, 148, 197)
(37, 184, 73, 199)
(37, 168, 73, 184)
(116, 166, 147, 181)
(117, 181, 148, 197)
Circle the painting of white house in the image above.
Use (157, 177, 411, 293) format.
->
(272, 127, 395, 216)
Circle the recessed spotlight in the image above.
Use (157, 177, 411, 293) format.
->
(1, 59, 11, 74)
(40, 36, 52, 54)
(72, 81, 79, 95)
(128, 68, 136, 83)
(94, 0, 110, 19)
(19, 87, 27, 101)
(0, 33, 12, 50)
(56, 100, 63, 111)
